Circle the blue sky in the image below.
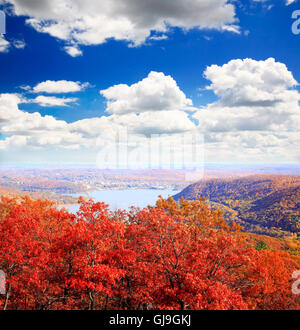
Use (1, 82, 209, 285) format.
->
(0, 0, 299, 166)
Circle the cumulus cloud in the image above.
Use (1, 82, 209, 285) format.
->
(1, 65, 299, 164)
(31, 95, 78, 107)
(194, 58, 300, 132)
(0, 93, 68, 135)
(204, 58, 297, 107)
(0, 72, 195, 152)
(32, 80, 89, 93)
(203, 131, 300, 163)
(110, 111, 195, 136)
(0, 93, 89, 153)
(101, 71, 195, 115)
(3, 0, 239, 55)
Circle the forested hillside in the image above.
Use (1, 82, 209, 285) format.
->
(173, 175, 300, 237)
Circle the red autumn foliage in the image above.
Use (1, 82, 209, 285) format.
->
(0, 195, 299, 310)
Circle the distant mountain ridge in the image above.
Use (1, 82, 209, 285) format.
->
(173, 175, 300, 237)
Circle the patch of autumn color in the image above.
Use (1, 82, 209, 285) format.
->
(0, 196, 299, 310)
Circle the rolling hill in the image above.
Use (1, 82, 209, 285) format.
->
(173, 175, 300, 237)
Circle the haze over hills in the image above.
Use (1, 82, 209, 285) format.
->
(173, 175, 300, 238)
(0, 167, 299, 238)
(0, 164, 298, 193)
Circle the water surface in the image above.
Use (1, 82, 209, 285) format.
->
(63, 189, 178, 213)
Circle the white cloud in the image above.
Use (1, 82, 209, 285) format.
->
(286, 0, 297, 5)
(1, 65, 299, 164)
(149, 34, 168, 41)
(203, 131, 300, 163)
(0, 135, 27, 150)
(221, 24, 240, 34)
(0, 72, 196, 153)
(194, 58, 300, 133)
(0, 37, 26, 53)
(33, 80, 89, 94)
(101, 71, 195, 115)
(0, 36, 10, 52)
(31, 95, 78, 107)
(0, 93, 68, 135)
(69, 112, 195, 147)
(0, 93, 87, 153)
(64, 45, 83, 57)
(110, 111, 195, 136)
(204, 58, 297, 107)
(0, 93, 24, 121)
(190, 58, 300, 163)
(253, 0, 295, 7)
(4, 0, 239, 55)
(69, 116, 120, 139)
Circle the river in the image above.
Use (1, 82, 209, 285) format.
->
(62, 189, 179, 213)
